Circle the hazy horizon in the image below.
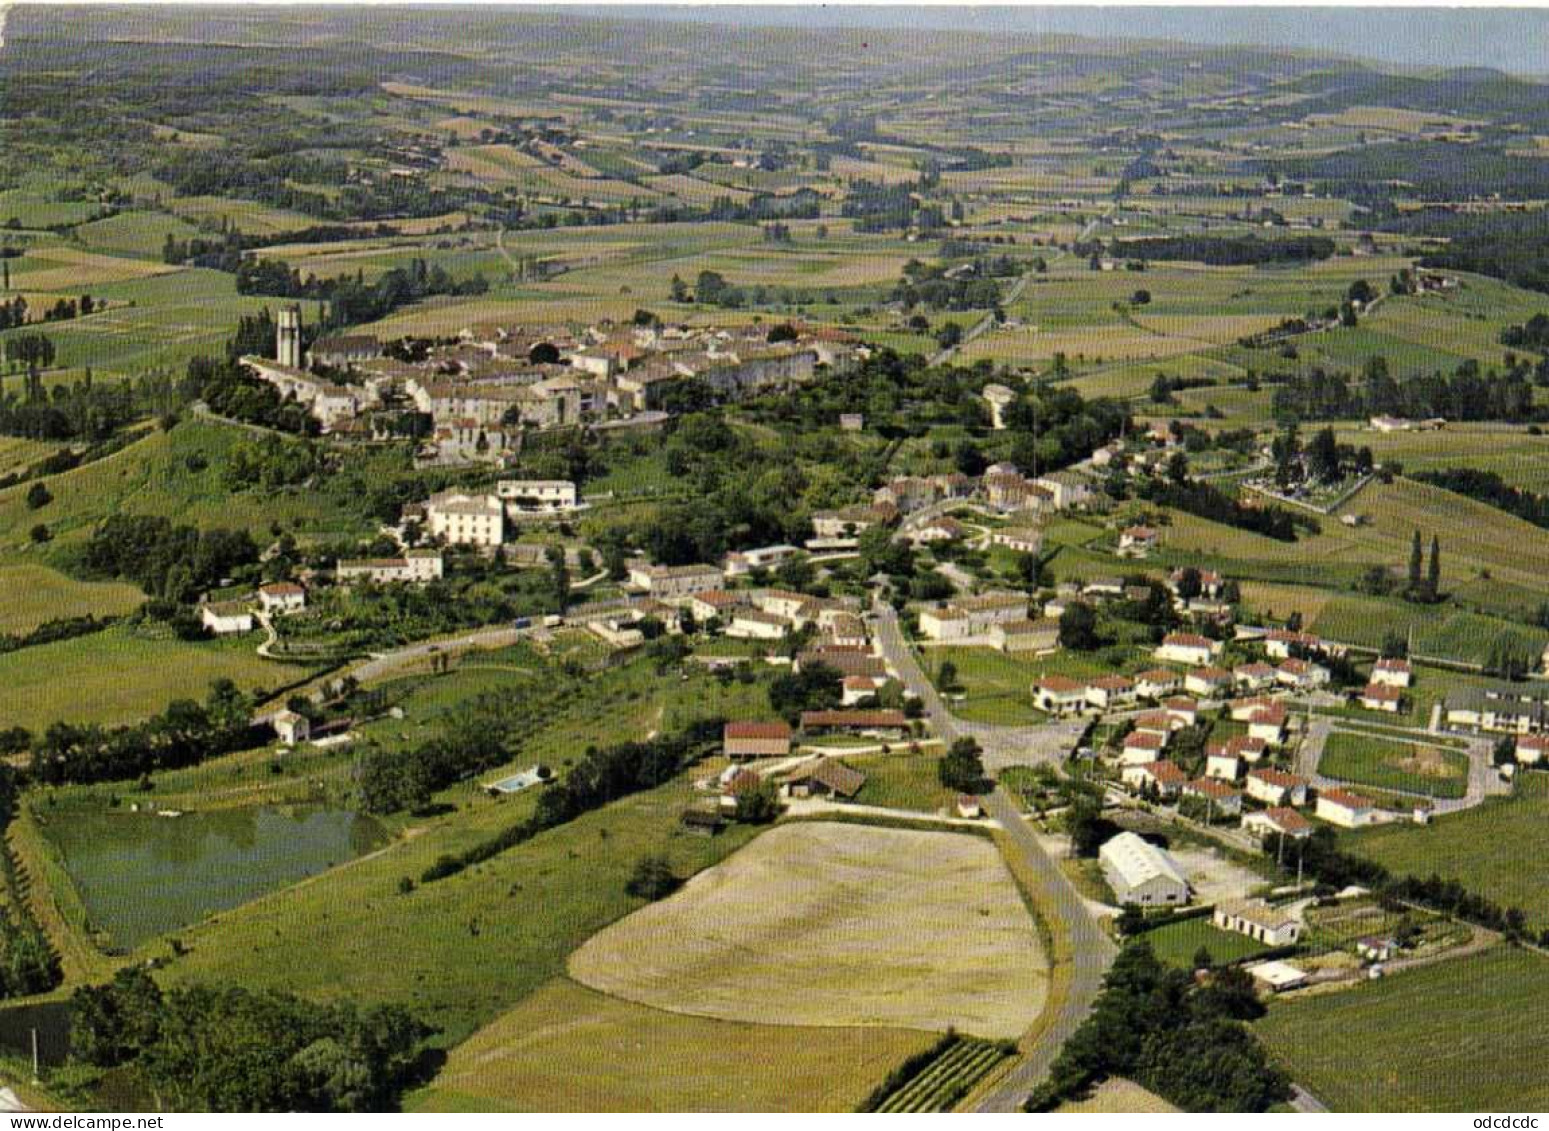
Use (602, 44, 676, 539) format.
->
(560, 6, 1549, 76)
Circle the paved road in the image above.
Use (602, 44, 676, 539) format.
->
(871, 599, 1086, 768)
(974, 787, 1117, 1112)
(1296, 714, 1502, 815)
(869, 600, 1114, 1109)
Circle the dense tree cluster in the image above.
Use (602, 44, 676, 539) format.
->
(70, 968, 431, 1111)
(1135, 478, 1312, 542)
(1027, 941, 1291, 1112)
(1269, 358, 1540, 424)
(82, 513, 259, 601)
(1098, 234, 1336, 266)
(190, 357, 319, 434)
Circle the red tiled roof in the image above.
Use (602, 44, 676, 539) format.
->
(724, 721, 792, 741)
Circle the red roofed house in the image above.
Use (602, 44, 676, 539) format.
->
(1518, 734, 1549, 765)
(724, 721, 793, 761)
(1034, 676, 1088, 715)
(257, 581, 306, 615)
(1242, 806, 1313, 841)
(1246, 768, 1309, 807)
(1316, 788, 1378, 828)
(1181, 778, 1242, 817)
(799, 710, 910, 736)
(1164, 697, 1199, 727)
(1122, 729, 1168, 765)
(1122, 760, 1187, 797)
(1085, 675, 1136, 710)
(1156, 633, 1219, 667)
(1358, 682, 1403, 713)
(1372, 657, 1413, 689)
(1118, 525, 1160, 556)
(1185, 667, 1232, 697)
(1248, 703, 1289, 745)
(1135, 669, 1182, 699)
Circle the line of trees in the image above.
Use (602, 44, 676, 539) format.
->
(1098, 234, 1336, 265)
(1135, 477, 1313, 542)
(0, 765, 62, 1000)
(417, 719, 724, 885)
(1413, 468, 1549, 532)
(234, 258, 488, 333)
(30, 679, 257, 785)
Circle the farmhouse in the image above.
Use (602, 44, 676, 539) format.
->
(1242, 806, 1312, 841)
(990, 617, 1062, 655)
(991, 525, 1044, 555)
(1316, 788, 1378, 829)
(272, 709, 310, 746)
(799, 710, 910, 737)
(200, 600, 253, 635)
(1117, 525, 1160, 556)
(1099, 832, 1190, 907)
(1214, 900, 1301, 947)
(1122, 759, 1187, 797)
(725, 608, 791, 640)
(496, 479, 580, 513)
(783, 760, 867, 799)
(1156, 633, 1219, 666)
(257, 581, 305, 615)
(1034, 676, 1088, 715)
(1246, 768, 1308, 807)
(336, 550, 444, 585)
(627, 562, 724, 599)
(723, 721, 793, 760)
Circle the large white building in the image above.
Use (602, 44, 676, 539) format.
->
(336, 550, 444, 585)
(425, 491, 506, 547)
(1099, 831, 1190, 907)
(497, 479, 579, 513)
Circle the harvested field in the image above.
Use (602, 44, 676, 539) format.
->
(567, 821, 1048, 1038)
(414, 978, 931, 1112)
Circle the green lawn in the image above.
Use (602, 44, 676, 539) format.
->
(1346, 775, 1549, 928)
(1138, 915, 1270, 968)
(1256, 947, 1549, 1111)
(0, 625, 313, 733)
(850, 752, 958, 813)
(1318, 731, 1468, 799)
(0, 564, 144, 634)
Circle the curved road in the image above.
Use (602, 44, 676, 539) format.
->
(870, 599, 1115, 1110)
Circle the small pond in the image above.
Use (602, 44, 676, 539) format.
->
(46, 806, 388, 951)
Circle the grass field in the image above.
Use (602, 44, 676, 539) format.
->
(850, 751, 958, 813)
(411, 977, 932, 1112)
(0, 625, 313, 732)
(1256, 946, 1549, 1111)
(1346, 775, 1549, 927)
(567, 822, 1048, 1039)
(1318, 731, 1469, 799)
(0, 564, 144, 635)
(1138, 915, 1272, 968)
(1055, 1077, 1179, 1113)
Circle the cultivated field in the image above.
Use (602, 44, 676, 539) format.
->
(1256, 947, 1549, 1111)
(413, 978, 932, 1112)
(0, 564, 144, 635)
(1347, 775, 1549, 927)
(568, 821, 1049, 1038)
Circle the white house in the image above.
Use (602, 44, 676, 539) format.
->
(1135, 669, 1182, 699)
(1517, 734, 1549, 764)
(200, 600, 253, 636)
(496, 479, 579, 513)
(1241, 806, 1313, 841)
(1122, 759, 1187, 797)
(1118, 525, 1160, 556)
(257, 581, 306, 615)
(1121, 729, 1168, 765)
(1205, 750, 1242, 782)
(425, 490, 505, 547)
(1276, 658, 1330, 691)
(627, 562, 725, 599)
(1085, 675, 1136, 711)
(1156, 633, 1219, 667)
(724, 544, 803, 577)
(725, 608, 791, 640)
(1185, 667, 1232, 698)
(1181, 778, 1242, 817)
(1245, 768, 1309, 807)
(1316, 788, 1377, 829)
(1371, 657, 1413, 688)
(337, 550, 444, 585)
(1034, 676, 1088, 715)
(991, 525, 1044, 555)
(1358, 683, 1403, 713)
(1214, 899, 1301, 947)
(1099, 831, 1190, 907)
(272, 709, 311, 747)
(1164, 697, 1199, 728)
(1247, 704, 1289, 745)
